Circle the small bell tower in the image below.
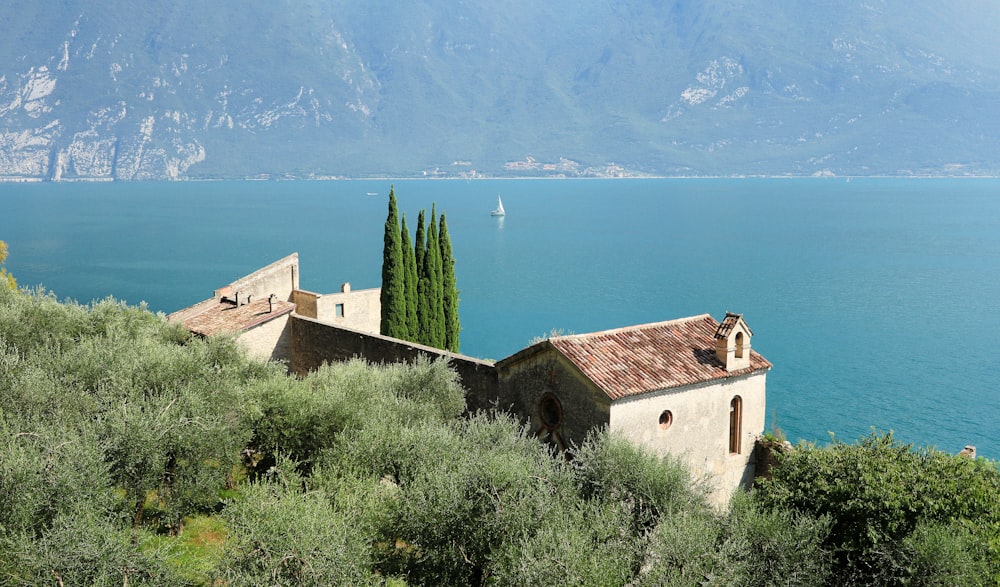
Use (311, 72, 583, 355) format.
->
(714, 312, 753, 371)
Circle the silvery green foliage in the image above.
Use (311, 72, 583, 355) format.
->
(631, 493, 833, 587)
(0, 287, 274, 580)
(571, 430, 709, 533)
(2, 507, 182, 587)
(214, 457, 375, 586)
(248, 356, 465, 475)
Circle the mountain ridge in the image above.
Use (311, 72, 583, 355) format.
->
(2, 1, 998, 181)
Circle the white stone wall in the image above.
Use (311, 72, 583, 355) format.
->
(314, 288, 381, 334)
(609, 371, 767, 506)
(237, 313, 292, 363)
(228, 253, 299, 302)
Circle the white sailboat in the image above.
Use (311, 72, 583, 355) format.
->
(491, 195, 506, 216)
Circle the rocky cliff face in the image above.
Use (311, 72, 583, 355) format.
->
(2, 1, 999, 180)
(0, 4, 380, 180)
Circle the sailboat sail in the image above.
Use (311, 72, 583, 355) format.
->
(491, 195, 505, 216)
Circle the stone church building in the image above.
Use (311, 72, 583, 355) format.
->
(497, 314, 770, 500)
(170, 253, 771, 504)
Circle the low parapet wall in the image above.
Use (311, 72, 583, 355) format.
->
(289, 314, 500, 414)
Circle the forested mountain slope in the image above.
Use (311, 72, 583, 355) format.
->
(2, 1, 998, 180)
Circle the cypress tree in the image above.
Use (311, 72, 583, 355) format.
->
(426, 204, 445, 349)
(379, 186, 407, 338)
(439, 213, 460, 353)
(414, 210, 426, 278)
(415, 210, 432, 345)
(400, 213, 419, 339)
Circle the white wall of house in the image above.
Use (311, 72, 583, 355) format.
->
(237, 313, 292, 362)
(314, 287, 381, 334)
(609, 371, 767, 506)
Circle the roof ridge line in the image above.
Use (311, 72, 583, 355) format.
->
(551, 314, 713, 341)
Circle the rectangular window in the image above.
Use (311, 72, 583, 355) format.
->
(335, 303, 345, 318)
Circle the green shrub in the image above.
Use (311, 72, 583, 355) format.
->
(755, 431, 1000, 584)
(215, 459, 376, 586)
(360, 414, 572, 586)
(632, 508, 723, 587)
(487, 497, 644, 586)
(0, 418, 118, 539)
(571, 429, 708, 533)
(2, 507, 183, 586)
(712, 492, 832, 586)
(248, 356, 465, 477)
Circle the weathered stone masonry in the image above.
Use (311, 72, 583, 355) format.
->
(169, 254, 771, 505)
(289, 314, 500, 414)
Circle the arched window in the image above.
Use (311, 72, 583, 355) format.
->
(734, 331, 745, 359)
(729, 396, 743, 454)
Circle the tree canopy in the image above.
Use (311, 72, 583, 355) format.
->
(2, 286, 998, 586)
(381, 191, 460, 352)
(439, 214, 460, 352)
(0, 240, 15, 290)
(380, 186, 407, 339)
(755, 431, 1000, 584)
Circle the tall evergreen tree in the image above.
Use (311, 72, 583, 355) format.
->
(400, 213, 419, 338)
(439, 213, 460, 353)
(379, 186, 407, 338)
(426, 205, 445, 348)
(415, 210, 432, 345)
(377, 200, 460, 351)
(414, 210, 426, 281)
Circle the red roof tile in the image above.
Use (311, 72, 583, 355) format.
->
(548, 314, 771, 400)
(714, 312, 749, 339)
(168, 298, 295, 337)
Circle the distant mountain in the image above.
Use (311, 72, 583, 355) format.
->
(2, 1, 999, 180)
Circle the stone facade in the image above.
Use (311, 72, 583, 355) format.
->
(289, 314, 499, 414)
(496, 314, 771, 505)
(495, 344, 612, 450)
(237, 312, 293, 363)
(224, 253, 299, 303)
(610, 372, 767, 503)
(312, 283, 381, 333)
(170, 254, 771, 504)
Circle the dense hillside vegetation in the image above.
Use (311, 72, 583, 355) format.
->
(1, 2, 999, 180)
(1, 287, 998, 585)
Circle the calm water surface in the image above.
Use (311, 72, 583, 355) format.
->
(2, 178, 999, 456)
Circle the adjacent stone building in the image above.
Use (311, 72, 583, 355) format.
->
(169, 254, 771, 503)
(496, 314, 770, 503)
(167, 253, 382, 361)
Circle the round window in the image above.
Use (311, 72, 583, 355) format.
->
(659, 410, 673, 431)
(538, 393, 563, 430)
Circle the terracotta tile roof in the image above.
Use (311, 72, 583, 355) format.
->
(168, 297, 295, 337)
(548, 314, 771, 400)
(714, 311, 750, 339)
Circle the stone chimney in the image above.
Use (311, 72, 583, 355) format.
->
(215, 285, 234, 303)
(341, 282, 351, 293)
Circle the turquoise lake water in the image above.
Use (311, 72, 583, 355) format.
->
(2, 178, 999, 456)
